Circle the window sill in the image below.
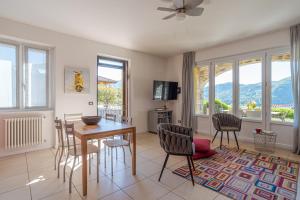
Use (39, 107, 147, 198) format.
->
(270, 121, 293, 127)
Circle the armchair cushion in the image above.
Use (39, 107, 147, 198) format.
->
(193, 139, 211, 152)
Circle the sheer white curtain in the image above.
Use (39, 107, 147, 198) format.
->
(290, 24, 300, 154)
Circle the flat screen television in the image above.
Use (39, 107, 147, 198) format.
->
(153, 80, 178, 100)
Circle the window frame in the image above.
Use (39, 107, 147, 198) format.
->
(194, 46, 293, 127)
(0, 38, 52, 111)
(193, 62, 210, 117)
(0, 40, 20, 110)
(266, 47, 293, 127)
(237, 52, 265, 122)
(23, 46, 50, 109)
(213, 58, 236, 114)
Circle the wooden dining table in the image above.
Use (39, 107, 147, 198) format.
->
(74, 119, 136, 196)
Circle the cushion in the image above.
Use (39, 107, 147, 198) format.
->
(192, 149, 216, 160)
(193, 138, 211, 152)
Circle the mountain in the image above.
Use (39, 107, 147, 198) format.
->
(203, 77, 293, 106)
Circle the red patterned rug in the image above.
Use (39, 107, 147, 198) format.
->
(173, 147, 299, 200)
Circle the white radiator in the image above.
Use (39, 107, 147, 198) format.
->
(4, 117, 43, 149)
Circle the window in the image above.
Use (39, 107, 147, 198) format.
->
(214, 62, 233, 113)
(0, 43, 17, 108)
(194, 65, 209, 115)
(24, 48, 48, 108)
(271, 52, 293, 122)
(239, 58, 262, 119)
(0, 41, 50, 110)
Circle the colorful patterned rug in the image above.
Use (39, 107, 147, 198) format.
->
(173, 147, 299, 200)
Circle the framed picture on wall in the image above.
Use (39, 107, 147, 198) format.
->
(64, 67, 90, 94)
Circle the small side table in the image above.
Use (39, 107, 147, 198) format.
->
(252, 130, 277, 153)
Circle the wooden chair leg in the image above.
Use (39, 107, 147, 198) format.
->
(220, 131, 223, 149)
(97, 151, 99, 183)
(187, 156, 194, 186)
(227, 131, 229, 145)
(212, 130, 219, 143)
(158, 154, 169, 181)
(233, 131, 240, 149)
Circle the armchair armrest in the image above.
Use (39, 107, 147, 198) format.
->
(212, 116, 221, 130)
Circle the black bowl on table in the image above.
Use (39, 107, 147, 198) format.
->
(81, 116, 101, 125)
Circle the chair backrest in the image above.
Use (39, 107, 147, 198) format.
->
(105, 113, 116, 121)
(212, 113, 242, 131)
(121, 116, 133, 125)
(64, 113, 82, 122)
(64, 122, 77, 153)
(157, 123, 193, 155)
(54, 118, 64, 147)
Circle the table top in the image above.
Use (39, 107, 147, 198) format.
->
(74, 119, 135, 137)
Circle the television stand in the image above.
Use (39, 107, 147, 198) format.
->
(148, 110, 172, 133)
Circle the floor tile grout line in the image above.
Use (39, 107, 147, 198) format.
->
(25, 152, 33, 200)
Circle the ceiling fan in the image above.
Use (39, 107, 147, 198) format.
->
(157, 0, 204, 20)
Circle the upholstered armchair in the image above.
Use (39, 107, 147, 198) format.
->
(212, 113, 242, 149)
(157, 123, 195, 185)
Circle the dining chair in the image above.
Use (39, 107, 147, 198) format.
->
(63, 122, 100, 193)
(64, 113, 82, 122)
(105, 113, 117, 121)
(54, 118, 65, 178)
(102, 116, 132, 175)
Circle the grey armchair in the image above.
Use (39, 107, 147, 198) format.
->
(212, 113, 242, 149)
(157, 123, 195, 185)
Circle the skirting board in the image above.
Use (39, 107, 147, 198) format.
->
(196, 130, 293, 151)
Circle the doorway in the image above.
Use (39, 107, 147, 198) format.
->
(97, 56, 128, 121)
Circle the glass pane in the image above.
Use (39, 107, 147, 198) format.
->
(194, 65, 209, 115)
(25, 48, 47, 107)
(215, 63, 233, 113)
(97, 64, 123, 122)
(271, 53, 293, 122)
(0, 43, 17, 108)
(239, 58, 262, 119)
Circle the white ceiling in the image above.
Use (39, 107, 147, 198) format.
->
(0, 0, 300, 57)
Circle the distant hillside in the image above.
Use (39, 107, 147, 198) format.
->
(203, 77, 293, 106)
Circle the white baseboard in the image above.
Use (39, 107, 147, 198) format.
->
(0, 144, 53, 158)
(195, 130, 293, 151)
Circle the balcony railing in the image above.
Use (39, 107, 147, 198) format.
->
(98, 106, 122, 122)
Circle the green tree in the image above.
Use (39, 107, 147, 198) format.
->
(98, 86, 118, 107)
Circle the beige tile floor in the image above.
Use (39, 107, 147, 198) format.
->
(0, 132, 299, 200)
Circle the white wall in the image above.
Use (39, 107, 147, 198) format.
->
(0, 18, 166, 156)
(166, 29, 294, 150)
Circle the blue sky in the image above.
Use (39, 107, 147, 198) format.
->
(215, 61, 291, 85)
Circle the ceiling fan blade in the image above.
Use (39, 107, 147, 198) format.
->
(185, 0, 204, 9)
(185, 7, 204, 16)
(162, 13, 177, 20)
(157, 7, 176, 12)
(173, 0, 184, 8)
